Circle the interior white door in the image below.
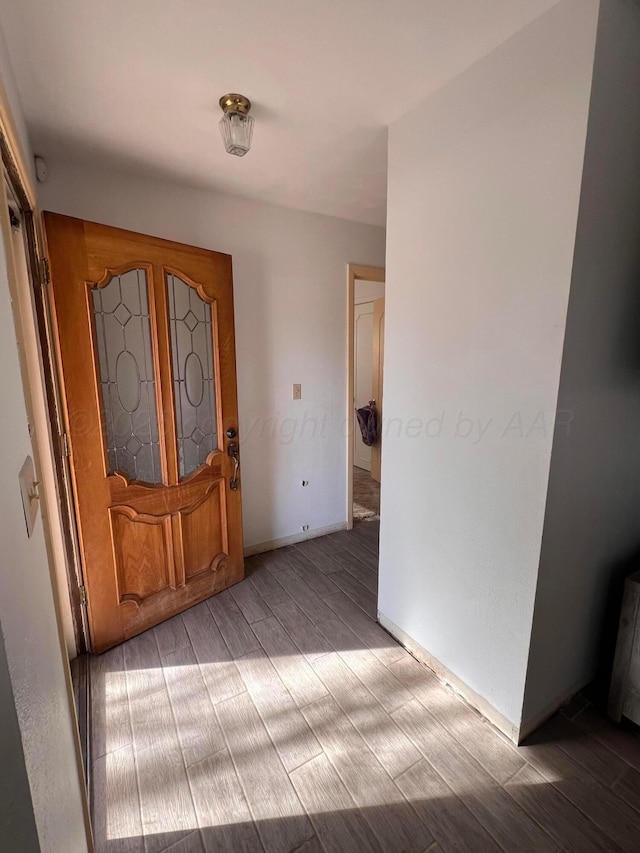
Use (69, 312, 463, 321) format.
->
(354, 301, 374, 471)
(370, 297, 385, 483)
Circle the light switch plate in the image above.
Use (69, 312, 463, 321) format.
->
(18, 455, 39, 538)
(292, 383, 302, 400)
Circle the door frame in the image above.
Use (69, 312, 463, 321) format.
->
(0, 153, 87, 657)
(353, 300, 375, 473)
(346, 263, 385, 529)
(0, 77, 93, 847)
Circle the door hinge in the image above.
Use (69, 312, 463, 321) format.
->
(61, 432, 71, 458)
(79, 585, 87, 607)
(41, 257, 50, 286)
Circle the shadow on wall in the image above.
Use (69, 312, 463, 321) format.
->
(590, 544, 640, 708)
(609, 249, 640, 384)
(232, 248, 279, 548)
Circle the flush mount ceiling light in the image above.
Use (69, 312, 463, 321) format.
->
(219, 94, 254, 157)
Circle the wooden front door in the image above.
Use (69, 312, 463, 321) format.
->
(44, 213, 244, 652)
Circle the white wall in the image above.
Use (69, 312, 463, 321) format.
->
(38, 164, 385, 548)
(0, 210, 89, 851)
(0, 26, 89, 852)
(0, 44, 37, 847)
(379, 0, 599, 729)
(523, 0, 640, 725)
(0, 629, 40, 850)
(0, 21, 34, 184)
(1, 19, 78, 659)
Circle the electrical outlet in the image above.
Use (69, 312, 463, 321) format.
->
(301, 480, 309, 487)
(292, 383, 302, 400)
(302, 524, 309, 532)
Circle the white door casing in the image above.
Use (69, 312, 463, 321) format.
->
(354, 301, 374, 470)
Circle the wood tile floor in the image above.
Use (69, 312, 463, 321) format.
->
(89, 521, 640, 852)
(353, 466, 380, 520)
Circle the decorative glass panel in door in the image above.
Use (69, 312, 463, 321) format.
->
(92, 268, 162, 483)
(166, 272, 218, 478)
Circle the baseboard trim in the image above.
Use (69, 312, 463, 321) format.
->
(70, 655, 91, 807)
(244, 522, 347, 557)
(377, 611, 520, 743)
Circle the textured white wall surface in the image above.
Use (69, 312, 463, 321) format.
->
(0, 216, 88, 851)
(524, 0, 640, 725)
(379, 0, 600, 727)
(0, 630, 40, 850)
(38, 163, 386, 549)
(0, 24, 88, 850)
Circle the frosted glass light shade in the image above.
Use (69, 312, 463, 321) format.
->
(219, 111, 254, 157)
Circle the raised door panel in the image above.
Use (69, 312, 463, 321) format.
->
(110, 509, 175, 604)
(180, 480, 227, 580)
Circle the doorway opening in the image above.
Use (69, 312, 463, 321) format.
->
(346, 264, 385, 530)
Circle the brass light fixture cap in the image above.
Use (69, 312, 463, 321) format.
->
(219, 94, 251, 115)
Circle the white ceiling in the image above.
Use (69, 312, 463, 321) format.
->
(1, 0, 560, 226)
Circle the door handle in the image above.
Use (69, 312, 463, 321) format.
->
(227, 442, 240, 491)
